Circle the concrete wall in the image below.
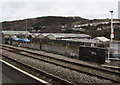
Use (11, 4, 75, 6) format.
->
(30, 39, 84, 58)
(2, 38, 80, 58)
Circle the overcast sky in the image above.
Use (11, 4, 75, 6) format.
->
(0, 0, 120, 22)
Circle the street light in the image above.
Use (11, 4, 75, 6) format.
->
(109, 11, 114, 42)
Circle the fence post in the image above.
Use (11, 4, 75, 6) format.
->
(107, 47, 111, 63)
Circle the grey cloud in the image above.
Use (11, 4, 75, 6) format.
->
(1, 1, 119, 21)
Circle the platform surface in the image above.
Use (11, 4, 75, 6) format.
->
(102, 60, 120, 69)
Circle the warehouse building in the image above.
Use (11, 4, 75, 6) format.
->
(2, 31, 30, 35)
(38, 33, 91, 40)
(2, 31, 31, 38)
(93, 37, 110, 43)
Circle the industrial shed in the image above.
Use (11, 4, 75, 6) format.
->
(93, 37, 110, 43)
(2, 31, 30, 35)
(45, 33, 91, 40)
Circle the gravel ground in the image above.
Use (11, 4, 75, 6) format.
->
(1, 49, 112, 83)
(20, 51, 119, 81)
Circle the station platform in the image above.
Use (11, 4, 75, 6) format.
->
(102, 60, 120, 69)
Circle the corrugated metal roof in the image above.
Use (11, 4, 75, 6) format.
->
(94, 37, 110, 42)
(40, 33, 91, 38)
(61, 39, 99, 43)
(2, 31, 30, 34)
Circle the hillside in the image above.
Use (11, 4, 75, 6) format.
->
(2, 16, 88, 32)
(2, 16, 120, 40)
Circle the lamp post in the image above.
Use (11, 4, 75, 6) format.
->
(109, 11, 114, 42)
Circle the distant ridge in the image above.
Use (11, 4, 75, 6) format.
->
(2, 16, 88, 32)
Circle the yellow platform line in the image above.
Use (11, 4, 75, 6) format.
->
(101, 64, 120, 69)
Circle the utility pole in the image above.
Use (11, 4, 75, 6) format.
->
(26, 20, 27, 31)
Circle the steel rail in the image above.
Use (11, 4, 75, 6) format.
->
(1, 54, 73, 85)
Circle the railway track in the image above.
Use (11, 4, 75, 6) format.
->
(1, 44, 120, 83)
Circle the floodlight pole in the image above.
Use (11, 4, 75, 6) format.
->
(110, 11, 114, 42)
(107, 11, 114, 63)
